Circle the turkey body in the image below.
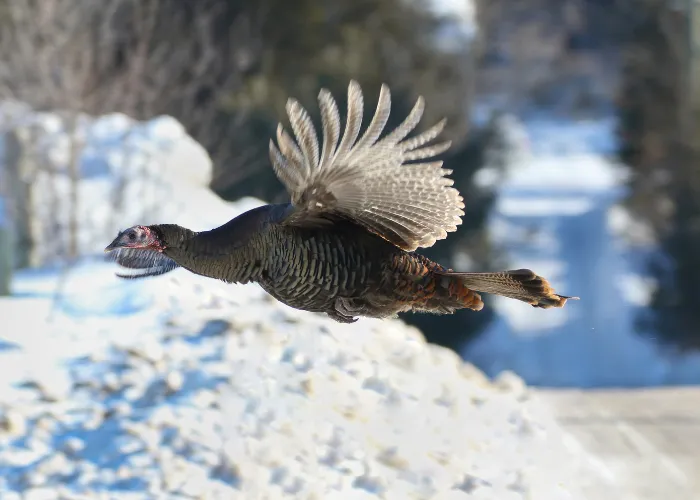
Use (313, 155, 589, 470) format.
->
(106, 80, 576, 322)
(154, 204, 480, 323)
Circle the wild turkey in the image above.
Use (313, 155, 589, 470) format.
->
(105, 81, 577, 323)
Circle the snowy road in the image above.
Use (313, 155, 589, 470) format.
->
(536, 387, 700, 500)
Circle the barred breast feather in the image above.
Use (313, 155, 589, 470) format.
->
(269, 80, 465, 251)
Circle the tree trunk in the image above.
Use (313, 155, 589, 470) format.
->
(0, 198, 11, 295)
(684, 0, 700, 140)
(66, 115, 81, 260)
(2, 130, 34, 269)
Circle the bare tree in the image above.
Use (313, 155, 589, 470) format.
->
(0, 0, 260, 263)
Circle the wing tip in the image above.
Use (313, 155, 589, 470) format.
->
(347, 80, 364, 104)
(318, 87, 333, 100)
(285, 97, 301, 114)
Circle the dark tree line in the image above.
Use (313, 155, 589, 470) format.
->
(472, 0, 700, 353)
(616, 0, 700, 351)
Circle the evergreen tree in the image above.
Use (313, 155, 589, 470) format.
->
(617, 0, 700, 351)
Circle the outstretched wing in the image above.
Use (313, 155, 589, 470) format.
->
(269, 80, 464, 251)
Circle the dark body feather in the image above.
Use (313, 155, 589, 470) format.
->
(151, 204, 481, 323)
(106, 81, 576, 323)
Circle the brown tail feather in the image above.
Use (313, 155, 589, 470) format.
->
(444, 278, 484, 311)
(436, 269, 578, 309)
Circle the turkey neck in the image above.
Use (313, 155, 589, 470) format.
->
(154, 205, 288, 285)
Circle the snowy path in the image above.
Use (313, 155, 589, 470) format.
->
(536, 388, 700, 500)
(466, 117, 700, 387)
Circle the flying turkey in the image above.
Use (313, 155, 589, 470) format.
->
(105, 81, 577, 323)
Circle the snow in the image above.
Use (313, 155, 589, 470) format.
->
(0, 109, 593, 498)
(520, 116, 618, 157)
(0, 262, 591, 499)
(0, 108, 256, 267)
(426, 0, 475, 32)
(424, 0, 476, 51)
(462, 115, 700, 388)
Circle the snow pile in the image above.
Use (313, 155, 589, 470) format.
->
(0, 259, 589, 499)
(0, 109, 249, 267)
(0, 110, 592, 498)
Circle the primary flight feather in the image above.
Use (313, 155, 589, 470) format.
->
(105, 81, 577, 323)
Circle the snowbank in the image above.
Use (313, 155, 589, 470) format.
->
(0, 110, 592, 498)
(0, 107, 256, 267)
(0, 259, 590, 499)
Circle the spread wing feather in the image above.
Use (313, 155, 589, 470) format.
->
(269, 80, 464, 251)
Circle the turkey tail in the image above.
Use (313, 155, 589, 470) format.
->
(107, 248, 180, 280)
(437, 269, 578, 309)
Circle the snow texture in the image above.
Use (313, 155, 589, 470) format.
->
(0, 106, 247, 267)
(0, 261, 589, 499)
(0, 109, 591, 498)
(463, 115, 700, 387)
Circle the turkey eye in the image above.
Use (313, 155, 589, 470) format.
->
(128, 232, 136, 241)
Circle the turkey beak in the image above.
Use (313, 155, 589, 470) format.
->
(104, 236, 121, 253)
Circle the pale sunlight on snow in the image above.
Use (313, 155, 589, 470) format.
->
(0, 109, 592, 499)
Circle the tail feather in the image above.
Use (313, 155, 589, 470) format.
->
(437, 269, 578, 309)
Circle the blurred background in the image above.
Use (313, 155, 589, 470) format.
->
(3, 1, 700, 498)
(1, 0, 700, 390)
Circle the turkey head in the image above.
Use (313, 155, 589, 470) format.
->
(104, 225, 179, 279)
(105, 225, 164, 253)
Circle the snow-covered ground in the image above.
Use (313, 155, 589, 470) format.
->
(0, 111, 593, 498)
(463, 115, 700, 387)
(0, 255, 592, 499)
(0, 106, 239, 267)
